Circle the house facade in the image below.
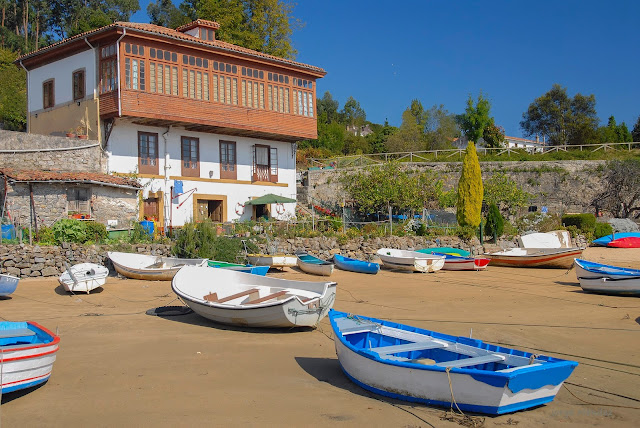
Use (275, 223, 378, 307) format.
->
(17, 20, 325, 230)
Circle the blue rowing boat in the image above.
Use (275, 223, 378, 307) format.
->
(592, 232, 640, 246)
(574, 258, 640, 295)
(333, 254, 380, 274)
(0, 274, 19, 297)
(330, 309, 578, 414)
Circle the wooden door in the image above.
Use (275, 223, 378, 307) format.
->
(143, 197, 159, 220)
(208, 200, 223, 222)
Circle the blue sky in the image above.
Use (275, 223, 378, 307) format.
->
(132, 1, 640, 138)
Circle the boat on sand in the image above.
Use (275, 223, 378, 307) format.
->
(246, 254, 297, 269)
(0, 321, 60, 394)
(329, 310, 578, 415)
(574, 259, 640, 296)
(172, 266, 337, 328)
(0, 273, 19, 297)
(377, 248, 445, 273)
(484, 247, 582, 269)
(333, 254, 380, 274)
(296, 253, 334, 276)
(59, 263, 109, 293)
(108, 251, 207, 280)
(207, 260, 269, 276)
(433, 253, 490, 271)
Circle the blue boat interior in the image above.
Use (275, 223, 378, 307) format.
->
(0, 321, 52, 347)
(298, 254, 330, 265)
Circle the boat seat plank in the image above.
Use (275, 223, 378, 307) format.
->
(245, 290, 289, 305)
(370, 340, 447, 354)
(0, 328, 35, 339)
(217, 288, 260, 303)
(435, 354, 505, 368)
(203, 292, 218, 302)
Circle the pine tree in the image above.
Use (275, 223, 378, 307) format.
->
(456, 141, 483, 227)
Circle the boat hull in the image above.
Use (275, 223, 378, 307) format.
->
(0, 322, 60, 394)
(592, 232, 640, 246)
(333, 254, 380, 274)
(207, 261, 269, 276)
(246, 254, 297, 268)
(330, 311, 577, 415)
(0, 274, 19, 296)
(59, 263, 109, 293)
(485, 248, 583, 269)
(574, 259, 640, 295)
(440, 257, 490, 271)
(296, 254, 334, 276)
(416, 247, 470, 257)
(377, 248, 445, 273)
(607, 237, 640, 248)
(108, 252, 207, 280)
(172, 266, 337, 328)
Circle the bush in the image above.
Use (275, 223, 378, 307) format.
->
(172, 220, 256, 262)
(594, 222, 613, 239)
(485, 203, 504, 239)
(52, 219, 87, 244)
(36, 226, 56, 244)
(85, 221, 107, 243)
(561, 213, 596, 233)
(129, 222, 152, 244)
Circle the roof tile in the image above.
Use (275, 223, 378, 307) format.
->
(0, 169, 141, 188)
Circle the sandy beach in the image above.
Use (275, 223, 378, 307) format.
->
(1, 246, 639, 427)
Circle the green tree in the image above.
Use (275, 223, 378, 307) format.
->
(456, 142, 483, 227)
(632, 115, 640, 142)
(424, 104, 459, 150)
(0, 47, 26, 130)
(365, 120, 397, 153)
(48, 0, 140, 39)
(482, 121, 506, 148)
(386, 100, 427, 152)
(148, 0, 189, 28)
(485, 203, 504, 239)
(483, 172, 531, 216)
(458, 93, 492, 143)
(520, 84, 598, 146)
(316, 91, 340, 124)
(592, 159, 640, 219)
(617, 122, 632, 142)
(341, 96, 366, 128)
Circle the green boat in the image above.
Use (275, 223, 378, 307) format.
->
(207, 260, 269, 276)
(416, 247, 470, 257)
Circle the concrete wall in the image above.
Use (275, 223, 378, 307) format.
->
(0, 130, 105, 172)
(29, 98, 101, 141)
(107, 120, 297, 226)
(302, 160, 609, 217)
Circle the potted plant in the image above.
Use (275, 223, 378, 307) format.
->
(66, 128, 76, 138)
(76, 126, 88, 139)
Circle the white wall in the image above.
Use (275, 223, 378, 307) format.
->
(28, 48, 97, 112)
(107, 120, 297, 226)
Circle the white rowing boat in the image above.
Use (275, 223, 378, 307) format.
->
(108, 251, 207, 280)
(376, 248, 445, 273)
(172, 266, 337, 328)
(246, 253, 297, 269)
(59, 263, 109, 293)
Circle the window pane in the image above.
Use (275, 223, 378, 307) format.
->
(150, 48, 156, 58)
(132, 44, 138, 55)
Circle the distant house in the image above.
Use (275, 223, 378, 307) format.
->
(453, 135, 546, 153)
(346, 124, 373, 137)
(16, 19, 325, 229)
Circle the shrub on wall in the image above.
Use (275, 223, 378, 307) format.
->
(561, 214, 596, 234)
(594, 222, 613, 239)
(85, 221, 107, 243)
(52, 219, 87, 244)
(172, 220, 257, 262)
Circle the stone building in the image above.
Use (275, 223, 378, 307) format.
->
(0, 169, 140, 230)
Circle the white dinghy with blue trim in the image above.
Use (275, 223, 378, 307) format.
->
(329, 310, 578, 415)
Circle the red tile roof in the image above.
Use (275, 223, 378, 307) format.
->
(17, 21, 325, 75)
(0, 169, 141, 188)
(176, 19, 221, 32)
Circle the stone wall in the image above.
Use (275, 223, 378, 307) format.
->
(1, 180, 139, 228)
(0, 130, 105, 173)
(0, 243, 172, 278)
(301, 160, 608, 217)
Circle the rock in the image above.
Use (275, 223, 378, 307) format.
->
(329, 248, 341, 255)
(6, 266, 20, 276)
(42, 266, 60, 276)
(15, 262, 31, 269)
(4, 260, 15, 267)
(20, 268, 31, 275)
(30, 270, 42, 277)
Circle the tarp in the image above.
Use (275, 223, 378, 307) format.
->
(245, 193, 296, 205)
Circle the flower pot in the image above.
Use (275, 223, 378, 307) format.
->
(77, 135, 88, 140)
(66, 133, 76, 138)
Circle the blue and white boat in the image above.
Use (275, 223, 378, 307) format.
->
(333, 254, 380, 274)
(296, 252, 334, 276)
(0, 274, 19, 297)
(416, 247, 470, 257)
(592, 232, 640, 247)
(207, 260, 269, 276)
(574, 258, 640, 296)
(329, 310, 578, 415)
(0, 321, 60, 394)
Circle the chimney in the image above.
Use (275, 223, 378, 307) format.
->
(176, 20, 220, 42)
(536, 134, 539, 143)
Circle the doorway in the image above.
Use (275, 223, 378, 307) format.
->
(193, 194, 227, 223)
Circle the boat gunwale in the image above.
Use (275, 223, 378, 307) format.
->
(0, 321, 60, 353)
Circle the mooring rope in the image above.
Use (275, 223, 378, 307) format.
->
(441, 367, 485, 428)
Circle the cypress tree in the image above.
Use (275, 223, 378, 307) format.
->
(456, 142, 483, 227)
(485, 203, 504, 239)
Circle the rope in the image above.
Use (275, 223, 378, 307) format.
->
(562, 384, 640, 410)
(441, 367, 485, 428)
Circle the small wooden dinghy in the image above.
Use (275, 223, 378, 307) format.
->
(607, 237, 640, 248)
(59, 263, 109, 293)
(172, 266, 337, 328)
(0, 321, 60, 394)
(329, 310, 577, 415)
(296, 252, 334, 276)
(592, 232, 640, 246)
(574, 259, 640, 296)
(0, 273, 19, 297)
(108, 251, 207, 280)
(484, 247, 583, 269)
(246, 254, 297, 269)
(377, 248, 445, 273)
(207, 260, 269, 276)
(333, 254, 380, 275)
(433, 253, 490, 271)
(416, 247, 470, 257)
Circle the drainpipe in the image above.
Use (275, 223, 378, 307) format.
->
(115, 29, 127, 117)
(162, 126, 171, 235)
(18, 60, 29, 132)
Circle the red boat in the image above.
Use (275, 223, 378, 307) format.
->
(607, 237, 640, 248)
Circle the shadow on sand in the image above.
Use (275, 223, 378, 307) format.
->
(147, 306, 315, 335)
(53, 284, 104, 296)
(294, 356, 376, 400)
